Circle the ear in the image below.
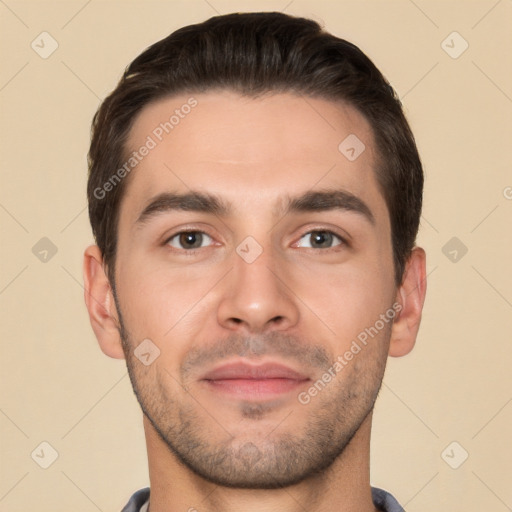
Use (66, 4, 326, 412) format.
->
(389, 247, 427, 357)
(83, 245, 125, 359)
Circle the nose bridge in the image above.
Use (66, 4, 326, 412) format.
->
(235, 235, 277, 291)
(216, 235, 299, 332)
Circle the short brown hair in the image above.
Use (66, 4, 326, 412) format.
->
(87, 11, 423, 286)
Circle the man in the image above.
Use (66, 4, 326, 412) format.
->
(83, 11, 426, 512)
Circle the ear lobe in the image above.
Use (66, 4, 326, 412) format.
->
(389, 247, 427, 357)
(83, 245, 125, 359)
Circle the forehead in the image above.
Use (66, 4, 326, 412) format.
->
(120, 90, 386, 223)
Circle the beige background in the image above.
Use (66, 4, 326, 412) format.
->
(1, 0, 511, 510)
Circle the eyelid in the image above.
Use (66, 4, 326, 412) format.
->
(167, 232, 212, 250)
(292, 222, 351, 243)
(162, 226, 350, 254)
(292, 228, 349, 249)
(163, 227, 217, 249)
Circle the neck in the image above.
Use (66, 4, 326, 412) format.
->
(143, 412, 379, 512)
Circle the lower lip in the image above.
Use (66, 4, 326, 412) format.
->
(203, 378, 309, 399)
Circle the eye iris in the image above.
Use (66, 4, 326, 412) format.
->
(179, 232, 202, 249)
(311, 231, 332, 248)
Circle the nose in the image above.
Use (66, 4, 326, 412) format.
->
(217, 243, 300, 334)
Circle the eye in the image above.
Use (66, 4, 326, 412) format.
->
(166, 231, 213, 250)
(295, 230, 345, 249)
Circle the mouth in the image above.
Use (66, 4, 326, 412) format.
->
(199, 360, 311, 400)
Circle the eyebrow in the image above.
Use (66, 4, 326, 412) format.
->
(135, 188, 375, 226)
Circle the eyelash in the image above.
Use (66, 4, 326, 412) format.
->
(163, 228, 349, 254)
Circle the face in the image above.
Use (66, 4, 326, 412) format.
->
(112, 90, 397, 488)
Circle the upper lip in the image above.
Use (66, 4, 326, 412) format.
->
(201, 361, 310, 381)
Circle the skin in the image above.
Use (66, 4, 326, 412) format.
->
(83, 90, 426, 512)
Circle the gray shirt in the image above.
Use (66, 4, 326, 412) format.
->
(121, 486, 405, 511)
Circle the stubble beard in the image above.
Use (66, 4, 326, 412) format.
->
(114, 294, 389, 489)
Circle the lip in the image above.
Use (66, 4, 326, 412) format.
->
(200, 361, 310, 400)
(202, 361, 309, 381)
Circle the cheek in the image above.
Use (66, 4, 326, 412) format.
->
(290, 251, 394, 339)
(115, 255, 222, 348)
